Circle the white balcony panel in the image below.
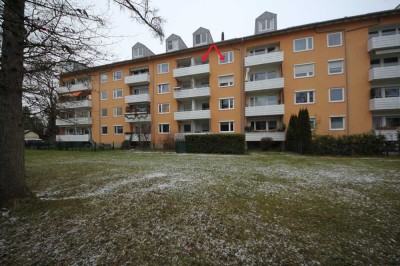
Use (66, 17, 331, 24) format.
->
(174, 110, 211, 120)
(56, 134, 90, 142)
(57, 100, 92, 109)
(125, 94, 150, 104)
(245, 105, 285, 117)
(245, 78, 284, 92)
(245, 51, 284, 67)
(56, 117, 92, 126)
(368, 34, 400, 51)
(375, 130, 399, 141)
(125, 134, 151, 142)
(369, 97, 400, 111)
(245, 132, 286, 142)
(173, 64, 210, 78)
(174, 87, 210, 99)
(369, 65, 400, 81)
(124, 74, 150, 85)
(125, 113, 151, 123)
(57, 83, 91, 94)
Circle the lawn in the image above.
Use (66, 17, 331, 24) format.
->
(1, 150, 399, 265)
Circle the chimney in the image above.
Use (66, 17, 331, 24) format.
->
(221, 32, 225, 41)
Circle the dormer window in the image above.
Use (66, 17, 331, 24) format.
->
(133, 47, 144, 58)
(195, 33, 207, 45)
(259, 18, 275, 32)
(167, 40, 178, 51)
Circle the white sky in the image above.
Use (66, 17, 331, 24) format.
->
(101, 0, 399, 62)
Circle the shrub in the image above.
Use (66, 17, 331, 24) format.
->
(298, 108, 312, 154)
(185, 134, 245, 154)
(286, 114, 299, 152)
(260, 137, 273, 151)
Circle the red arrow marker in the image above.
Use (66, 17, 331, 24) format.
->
(202, 45, 225, 62)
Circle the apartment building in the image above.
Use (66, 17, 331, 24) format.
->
(56, 8, 400, 148)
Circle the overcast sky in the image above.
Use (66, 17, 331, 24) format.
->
(102, 0, 399, 62)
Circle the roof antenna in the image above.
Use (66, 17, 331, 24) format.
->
(221, 32, 225, 41)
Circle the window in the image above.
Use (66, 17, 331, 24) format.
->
(195, 33, 207, 45)
(113, 71, 122, 81)
(383, 57, 398, 67)
(157, 63, 169, 74)
(369, 31, 378, 38)
(219, 51, 234, 64)
(101, 73, 108, 83)
(219, 121, 234, 132)
(294, 63, 314, 78)
(101, 126, 108, 135)
(219, 98, 234, 110)
(330, 116, 345, 130)
(294, 37, 313, 52)
(158, 83, 170, 94)
(310, 118, 316, 131)
(295, 90, 315, 104)
(158, 103, 170, 114)
(101, 108, 108, 117)
(101, 91, 108, 100)
(114, 125, 124, 135)
(370, 59, 380, 68)
(249, 48, 266, 56)
(201, 102, 210, 110)
(327, 32, 342, 47)
(382, 29, 396, 36)
(258, 18, 275, 32)
(113, 107, 123, 117)
(249, 96, 266, 107)
(167, 39, 178, 51)
(328, 60, 344, 75)
(329, 88, 344, 102)
(250, 121, 267, 131)
(384, 87, 400, 98)
(183, 124, 192, 133)
(133, 47, 143, 58)
(113, 89, 123, 99)
(158, 124, 170, 134)
(219, 75, 234, 87)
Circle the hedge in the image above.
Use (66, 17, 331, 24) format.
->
(185, 134, 245, 154)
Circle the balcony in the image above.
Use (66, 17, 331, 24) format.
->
(125, 73, 150, 86)
(245, 104, 285, 117)
(245, 51, 284, 67)
(368, 34, 400, 52)
(56, 134, 90, 142)
(57, 83, 91, 94)
(374, 130, 399, 141)
(369, 65, 400, 81)
(245, 132, 286, 142)
(56, 117, 92, 126)
(173, 64, 210, 79)
(57, 100, 92, 109)
(245, 78, 284, 92)
(174, 110, 211, 120)
(369, 97, 400, 111)
(125, 134, 151, 142)
(174, 87, 210, 99)
(125, 94, 150, 104)
(125, 113, 151, 123)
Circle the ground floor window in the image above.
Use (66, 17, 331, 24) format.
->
(159, 124, 170, 134)
(330, 116, 345, 130)
(220, 121, 234, 132)
(101, 126, 108, 135)
(113, 125, 123, 135)
(249, 120, 277, 131)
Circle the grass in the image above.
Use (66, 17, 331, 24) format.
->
(1, 150, 399, 265)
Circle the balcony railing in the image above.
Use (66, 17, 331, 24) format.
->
(369, 97, 400, 111)
(125, 113, 151, 123)
(174, 110, 211, 120)
(245, 78, 284, 92)
(124, 73, 150, 85)
(57, 83, 91, 94)
(174, 87, 210, 99)
(56, 134, 90, 142)
(125, 134, 151, 142)
(125, 94, 150, 104)
(245, 132, 286, 142)
(368, 34, 400, 51)
(173, 64, 210, 78)
(56, 117, 92, 126)
(57, 100, 92, 109)
(374, 130, 399, 141)
(245, 51, 284, 67)
(369, 65, 400, 81)
(245, 104, 285, 117)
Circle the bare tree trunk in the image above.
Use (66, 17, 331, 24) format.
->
(0, 0, 30, 205)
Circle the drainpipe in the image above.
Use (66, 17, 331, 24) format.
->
(344, 30, 350, 135)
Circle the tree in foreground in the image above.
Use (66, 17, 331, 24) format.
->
(285, 114, 299, 152)
(297, 108, 312, 154)
(0, 0, 165, 206)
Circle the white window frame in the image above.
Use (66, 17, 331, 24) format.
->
(327, 32, 343, 47)
(113, 125, 124, 135)
(294, 63, 315, 78)
(219, 121, 235, 133)
(294, 90, 316, 105)
(101, 125, 108, 135)
(328, 59, 344, 75)
(293, 37, 314, 52)
(219, 51, 234, 64)
(101, 108, 108, 117)
(133, 47, 144, 58)
(101, 73, 108, 83)
(219, 98, 234, 110)
(195, 33, 208, 45)
(101, 91, 108, 100)
(158, 123, 170, 134)
(218, 75, 234, 87)
(309, 118, 316, 131)
(113, 71, 122, 81)
(329, 88, 345, 103)
(113, 107, 123, 117)
(158, 103, 170, 114)
(158, 83, 170, 94)
(167, 39, 178, 51)
(157, 63, 169, 74)
(330, 116, 346, 131)
(113, 89, 123, 99)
